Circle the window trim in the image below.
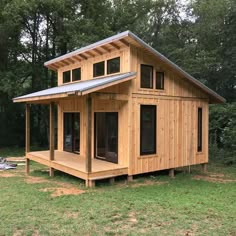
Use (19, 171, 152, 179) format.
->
(156, 71, 165, 90)
(140, 64, 154, 89)
(197, 107, 203, 152)
(140, 105, 157, 156)
(93, 61, 105, 77)
(107, 57, 120, 75)
(63, 112, 80, 154)
(72, 67, 81, 82)
(63, 70, 71, 84)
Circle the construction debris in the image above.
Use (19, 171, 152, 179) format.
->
(0, 157, 17, 170)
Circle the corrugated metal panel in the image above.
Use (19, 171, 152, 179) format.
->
(13, 72, 136, 101)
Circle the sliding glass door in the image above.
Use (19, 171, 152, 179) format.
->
(64, 113, 80, 154)
(95, 112, 118, 163)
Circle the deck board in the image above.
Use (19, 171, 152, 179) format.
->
(27, 150, 128, 181)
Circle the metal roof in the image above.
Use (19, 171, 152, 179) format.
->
(44, 31, 130, 67)
(127, 31, 226, 103)
(13, 72, 136, 102)
(44, 31, 225, 103)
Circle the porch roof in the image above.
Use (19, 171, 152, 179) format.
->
(13, 72, 136, 103)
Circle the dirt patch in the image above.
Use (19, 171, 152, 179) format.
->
(193, 175, 236, 183)
(65, 212, 79, 219)
(25, 176, 50, 184)
(6, 157, 25, 162)
(13, 229, 39, 236)
(128, 212, 138, 223)
(208, 173, 225, 178)
(131, 180, 168, 187)
(40, 187, 85, 197)
(0, 172, 18, 177)
(13, 229, 24, 236)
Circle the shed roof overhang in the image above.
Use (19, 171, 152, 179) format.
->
(44, 31, 225, 104)
(13, 72, 136, 103)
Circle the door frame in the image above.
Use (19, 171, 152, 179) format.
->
(63, 112, 80, 154)
(94, 112, 119, 164)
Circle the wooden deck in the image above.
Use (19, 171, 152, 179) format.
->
(27, 150, 128, 183)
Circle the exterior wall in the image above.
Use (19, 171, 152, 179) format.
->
(130, 46, 208, 98)
(57, 47, 130, 86)
(57, 84, 130, 167)
(56, 44, 210, 176)
(57, 97, 85, 154)
(129, 97, 208, 175)
(128, 46, 209, 175)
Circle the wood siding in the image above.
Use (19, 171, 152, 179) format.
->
(129, 97, 208, 175)
(57, 48, 130, 86)
(128, 45, 209, 175)
(130, 46, 208, 99)
(55, 44, 209, 177)
(57, 85, 130, 167)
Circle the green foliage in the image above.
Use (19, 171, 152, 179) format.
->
(0, 0, 235, 160)
(209, 103, 236, 165)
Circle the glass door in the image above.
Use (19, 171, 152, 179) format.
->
(64, 113, 80, 153)
(95, 112, 118, 163)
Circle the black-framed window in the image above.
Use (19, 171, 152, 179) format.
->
(141, 64, 153, 89)
(140, 105, 156, 155)
(107, 57, 120, 74)
(156, 72, 164, 89)
(93, 61, 105, 77)
(197, 107, 202, 152)
(64, 113, 80, 154)
(72, 68, 81, 82)
(63, 70, 71, 83)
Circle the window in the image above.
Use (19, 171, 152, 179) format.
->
(93, 61, 105, 77)
(63, 71, 70, 83)
(156, 72, 164, 89)
(141, 64, 153, 89)
(140, 105, 156, 155)
(72, 68, 81, 82)
(64, 113, 80, 153)
(107, 57, 120, 74)
(197, 108, 202, 152)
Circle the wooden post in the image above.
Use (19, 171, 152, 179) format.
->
(127, 175, 133, 182)
(202, 163, 207, 173)
(49, 167, 54, 177)
(109, 177, 115, 185)
(49, 102, 55, 161)
(25, 104, 30, 153)
(169, 169, 175, 178)
(26, 158, 30, 174)
(85, 179, 95, 187)
(86, 95, 92, 173)
(25, 104, 30, 174)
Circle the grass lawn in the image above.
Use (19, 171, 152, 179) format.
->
(0, 157, 235, 236)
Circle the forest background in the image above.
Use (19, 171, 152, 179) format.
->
(0, 0, 235, 164)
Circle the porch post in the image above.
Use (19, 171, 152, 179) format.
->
(25, 104, 30, 153)
(202, 163, 207, 173)
(86, 95, 92, 173)
(49, 102, 55, 161)
(25, 104, 30, 174)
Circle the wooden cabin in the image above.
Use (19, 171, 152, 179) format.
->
(13, 31, 225, 187)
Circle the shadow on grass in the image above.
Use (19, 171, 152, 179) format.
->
(29, 162, 84, 187)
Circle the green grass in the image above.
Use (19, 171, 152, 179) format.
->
(0, 146, 25, 157)
(0, 146, 48, 157)
(0, 162, 236, 236)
